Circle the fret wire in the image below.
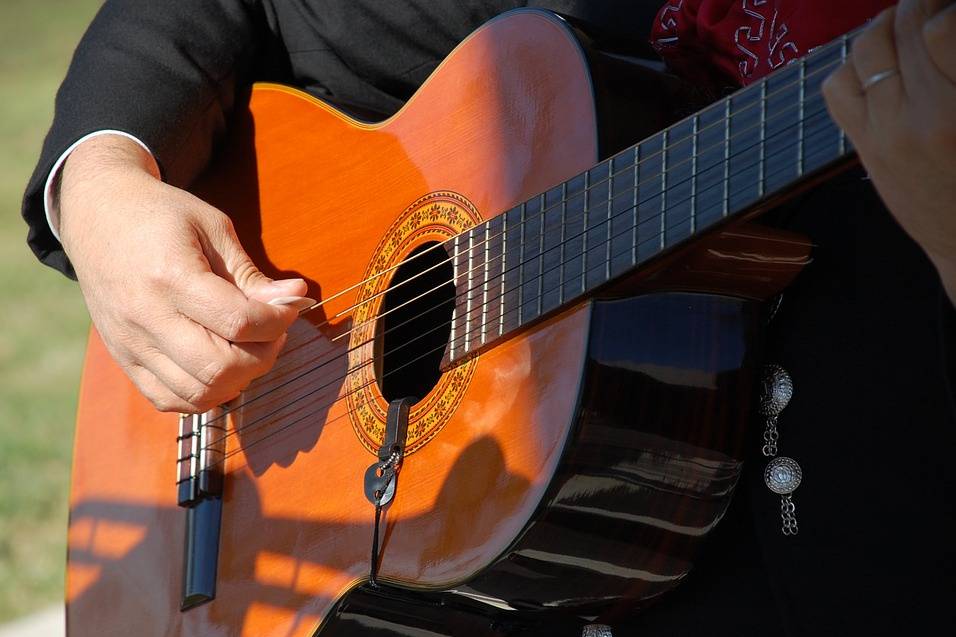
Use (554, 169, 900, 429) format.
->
(465, 228, 480, 352)
(690, 114, 699, 233)
(581, 169, 589, 294)
(536, 193, 545, 317)
(631, 143, 639, 265)
(797, 58, 806, 176)
(838, 34, 848, 155)
(605, 159, 613, 281)
(449, 235, 461, 360)
(499, 212, 507, 337)
(660, 129, 668, 250)
(758, 79, 767, 198)
(464, 228, 475, 352)
(517, 202, 526, 326)
(189, 418, 199, 479)
(723, 98, 731, 216)
(558, 181, 567, 304)
(481, 222, 490, 345)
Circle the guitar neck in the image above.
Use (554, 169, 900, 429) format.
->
(446, 30, 857, 366)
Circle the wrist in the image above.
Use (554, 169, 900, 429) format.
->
(61, 133, 160, 187)
(58, 135, 162, 244)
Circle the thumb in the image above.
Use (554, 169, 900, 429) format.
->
(202, 212, 310, 303)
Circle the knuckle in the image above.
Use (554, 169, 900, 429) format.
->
(197, 358, 228, 387)
(151, 394, 182, 413)
(209, 210, 236, 236)
(185, 384, 216, 412)
(230, 258, 260, 292)
(229, 344, 278, 386)
(144, 263, 186, 292)
(205, 214, 238, 249)
(143, 264, 172, 290)
(251, 349, 279, 378)
(223, 307, 253, 341)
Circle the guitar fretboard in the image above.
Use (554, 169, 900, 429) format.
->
(447, 31, 855, 365)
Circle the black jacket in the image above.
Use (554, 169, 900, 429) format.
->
(21, 0, 661, 277)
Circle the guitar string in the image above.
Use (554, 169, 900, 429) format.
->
(330, 88, 838, 347)
(185, 109, 845, 473)
(203, 132, 849, 476)
(184, 56, 843, 437)
(185, 90, 839, 448)
(186, 93, 841, 455)
(295, 51, 846, 330)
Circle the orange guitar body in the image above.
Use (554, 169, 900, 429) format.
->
(66, 11, 809, 636)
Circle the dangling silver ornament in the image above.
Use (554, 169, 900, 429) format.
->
(764, 456, 803, 494)
(759, 364, 793, 416)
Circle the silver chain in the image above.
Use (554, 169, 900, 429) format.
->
(759, 364, 793, 458)
(781, 494, 799, 535)
(762, 414, 780, 457)
(761, 295, 804, 536)
(765, 456, 803, 536)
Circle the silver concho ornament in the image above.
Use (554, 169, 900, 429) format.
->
(759, 364, 793, 416)
(764, 456, 803, 494)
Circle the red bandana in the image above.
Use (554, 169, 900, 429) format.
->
(651, 0, 896, 90)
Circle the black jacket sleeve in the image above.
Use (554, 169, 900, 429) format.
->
(20, 0, 276, 278)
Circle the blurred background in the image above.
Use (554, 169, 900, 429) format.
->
(0, 0, 102, 625)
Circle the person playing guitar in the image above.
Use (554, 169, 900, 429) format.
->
(22, 1, 956, 634)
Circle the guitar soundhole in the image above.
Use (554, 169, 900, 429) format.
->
(377, 242, 456, 402)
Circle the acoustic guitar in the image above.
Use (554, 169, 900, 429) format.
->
(66, 9, 856, 636)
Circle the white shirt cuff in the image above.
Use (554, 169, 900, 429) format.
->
(43, 130, 154, 243)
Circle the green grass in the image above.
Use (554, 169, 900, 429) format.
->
(0, 0, 103, 622)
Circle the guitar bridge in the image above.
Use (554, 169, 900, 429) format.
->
(176, 409, 226, 611)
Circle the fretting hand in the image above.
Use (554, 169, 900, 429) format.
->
(824, 0, 956, 304)
(59, 135, 311, 413)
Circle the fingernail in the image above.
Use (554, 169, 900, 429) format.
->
(268, 296, 316, 312)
